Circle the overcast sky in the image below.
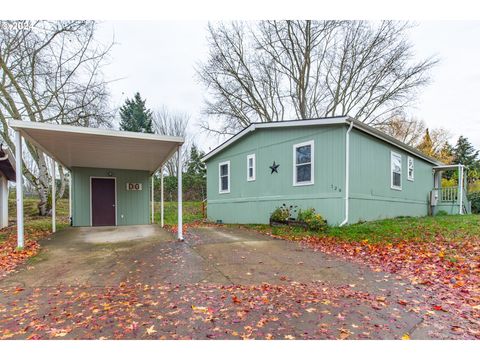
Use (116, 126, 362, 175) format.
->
(96, 21, 480, 152)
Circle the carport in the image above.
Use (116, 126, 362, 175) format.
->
(9, 120, 185, 247)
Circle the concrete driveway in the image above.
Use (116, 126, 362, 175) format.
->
(0, 224, 446, 339)
(2, 225, 398, 290)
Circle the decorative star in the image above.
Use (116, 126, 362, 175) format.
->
(269, 161, 280, 174)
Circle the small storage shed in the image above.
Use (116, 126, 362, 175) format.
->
(0, 146, 16, 229)
(9, 120, 185, 247)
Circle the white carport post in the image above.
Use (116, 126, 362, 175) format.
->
(160, 166, 164, 228)
(69, 171, 72, 222)
(14, 131, 24, 248)
(151, 174, 154, 224)
(51, 158, 56, 233)
(177, 146, 183, 240)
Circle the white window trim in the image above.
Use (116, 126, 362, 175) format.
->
(390, 151, 402, 191)
(407, 156, 414, 181)
(247, 153, 256, 181)
(218, 160, 230, 194)
(293, 140, 314, 186)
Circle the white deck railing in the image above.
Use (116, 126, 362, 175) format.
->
(433, 186, 458, 202)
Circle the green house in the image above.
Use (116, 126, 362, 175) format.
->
(202, 117, 470, 226)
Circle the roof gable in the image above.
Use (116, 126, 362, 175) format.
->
(202, 116, 441, 166)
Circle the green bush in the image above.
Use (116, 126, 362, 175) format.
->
(435, 210, 449, 216)
(467, 192, 480, 214)
(270, 204, 297, 222)
(297, 208, 327, 231)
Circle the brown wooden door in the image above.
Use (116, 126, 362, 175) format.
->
(91, 178, 116, 226)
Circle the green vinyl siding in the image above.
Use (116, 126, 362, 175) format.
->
(71, 167, 151, 226)
(206, 125, 346, 225)
(205, 123, 444, 226)
(348, 129, 433, 222)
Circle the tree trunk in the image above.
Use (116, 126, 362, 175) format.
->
(36, 151, 51, 216)
(58, 164, 66, 199)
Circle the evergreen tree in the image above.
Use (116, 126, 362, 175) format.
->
(453, 136, 479, 167)
(119, 92, 154, 133)
(438, 142, 454, 165)
(453, 136, 480, 184)
(186, 144, 206, 176)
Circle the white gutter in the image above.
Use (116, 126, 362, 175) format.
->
(339, 120, 354, 227)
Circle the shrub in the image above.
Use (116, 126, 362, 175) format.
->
(270, 204, 298, 223)
(435, 210, 449, 216)
(467, 192, 480, 214)
(297, 208, 327, 231)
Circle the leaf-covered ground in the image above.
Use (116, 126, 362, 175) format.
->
(0, 219, 54, 277)
(0, 281, 441, 340)
(244, 215, 480, 338)
(0, 212, 479, 340)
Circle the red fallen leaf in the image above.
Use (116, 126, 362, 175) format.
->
(433, 305, 447, 312)
(397, 300, 408, 306)
(232, 295, 242, 304)
(451, 326, 464, 333)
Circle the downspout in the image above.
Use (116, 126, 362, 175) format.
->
(459, 165, 463, 215)
(339, 120, 354, 227)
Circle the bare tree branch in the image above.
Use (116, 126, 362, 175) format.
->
(197, 21, 438, 136)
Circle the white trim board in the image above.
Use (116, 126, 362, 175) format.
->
(9, 119, 184, 143)
(293, 140, 314, 186)
(390, 151, 402, 191)
(218, 160, 231, 194)
(247, 153, 256, 182)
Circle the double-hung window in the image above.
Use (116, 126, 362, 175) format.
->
(407, 156, 414, 181)
(293, 140, 314, 186)
(219, 161, 230, 194)
(391, 152, 402, 190)
(247, 154, 256, 181)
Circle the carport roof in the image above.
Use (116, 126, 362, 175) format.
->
(9, 120, 184, 174)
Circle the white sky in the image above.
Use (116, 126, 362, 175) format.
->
(96, 20, 480, 152)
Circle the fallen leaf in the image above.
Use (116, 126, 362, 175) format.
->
(146, 325, 157, 335)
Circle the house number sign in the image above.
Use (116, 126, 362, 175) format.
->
(126, 183, 142, 191)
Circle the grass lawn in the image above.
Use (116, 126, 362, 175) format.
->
(5, 197, 203, 238)
(2, 197, 70, 245)
(245, 214, 480, 243)
(154, 201, 203, 226)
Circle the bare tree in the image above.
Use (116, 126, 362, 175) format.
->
(153, 106, 190, 176)
(197, 20, 437, 135)
(0, 20, 113, 215)
(377, 115, 427, 147)
(378, 115, 450, 150)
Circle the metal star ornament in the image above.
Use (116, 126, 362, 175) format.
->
(269, 161, 280, 174)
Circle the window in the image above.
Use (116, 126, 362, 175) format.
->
(391, 152, 402, 190)
(219, 161, 230, 193)
(407, 156, 414, 181)
(247, 154, 256, 181)
(293, 140, 314, 186)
